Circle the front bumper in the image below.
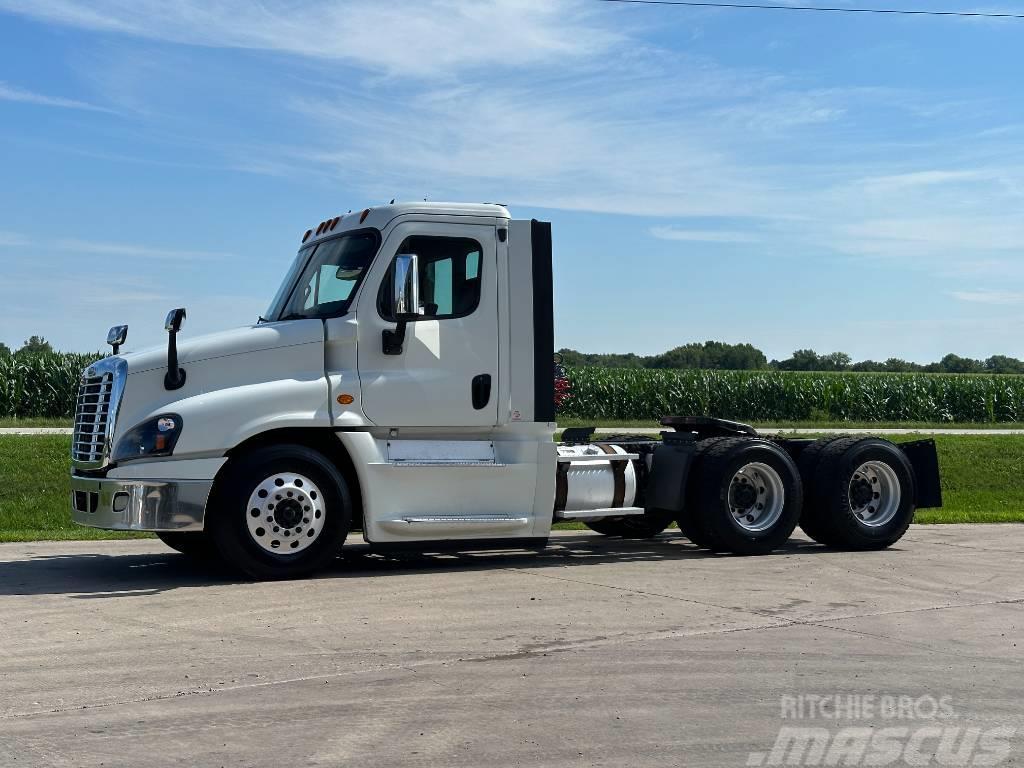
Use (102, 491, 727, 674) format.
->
(70, 474, 211, 531)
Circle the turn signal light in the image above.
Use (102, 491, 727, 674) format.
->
(337, 393, 355, 405)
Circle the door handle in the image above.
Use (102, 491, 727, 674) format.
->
(472, 374, 491, 410)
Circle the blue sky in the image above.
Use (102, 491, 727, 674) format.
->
(1, 0, 1022, 363)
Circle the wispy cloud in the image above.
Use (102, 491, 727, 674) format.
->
(0, 0, 618, 79)
(5, 0, 1024, 280)
(951, 290, 1024, 305)
(0, 231, 229, 260)
(650, 226, 760, 243)
(0, 230, 31, 247)
(54, 238, 231, 260)
(0, 81, 112, 112)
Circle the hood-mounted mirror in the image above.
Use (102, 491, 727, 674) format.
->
(106, 325, 128, 355)
(164, 308, 187, 391)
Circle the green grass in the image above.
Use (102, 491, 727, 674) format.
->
(0, 436, 150, 542)
(0, 417, 73, 428)
(1, 434, 1021, 542)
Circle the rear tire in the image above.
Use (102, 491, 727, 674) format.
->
(807, 437, 915, 550)
(583, 509, 675, 538)
(681, 437, 802, 555)
(207, 444, 352, 579)
(156, 531, 217, 560)
(796, 435, 848, 544)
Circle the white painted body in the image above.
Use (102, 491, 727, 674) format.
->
(73, 203, 636, 542)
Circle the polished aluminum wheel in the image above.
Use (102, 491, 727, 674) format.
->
(728, 462, 785, 533)
(848, 461, 901, 527)
(245, 472, 325, 555)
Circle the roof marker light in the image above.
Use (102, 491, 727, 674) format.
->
(302, 229, 312, 243)
(330, 216, 340, 231)
(359, 208, 370, 224)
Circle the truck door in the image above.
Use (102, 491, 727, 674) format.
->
(356, 221, 498, 428)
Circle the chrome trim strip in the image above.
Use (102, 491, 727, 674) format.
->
(70, 357, 127, 471)
(70, 474, 209, 531)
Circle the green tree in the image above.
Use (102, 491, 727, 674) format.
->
(931, 353, 983, 374)
(776, 349, 821, 371)
(17, 336, 53, 355)
(820, 352, 851, 371)
(0, 341, 10, 357)
(985, 355, 1024, 374)
(647, 341, 767, 370)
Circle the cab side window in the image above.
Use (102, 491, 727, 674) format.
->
(379, 236, 482, 321)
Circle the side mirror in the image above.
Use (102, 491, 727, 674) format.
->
(383, 254, 419, 355)
(392, 253, 419, 318)
(106, 324, 128, 355)
(165, 307, 186, 333)
(164, 307, 187, 390)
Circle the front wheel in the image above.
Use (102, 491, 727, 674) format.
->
(207, 444, 352, 579)
(156, 531, 217, 560)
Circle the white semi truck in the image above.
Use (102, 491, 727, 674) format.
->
(70, 203, 942, 578)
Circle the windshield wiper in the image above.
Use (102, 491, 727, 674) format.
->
(277, 313, 309, 322)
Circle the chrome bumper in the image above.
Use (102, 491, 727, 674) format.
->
(70, 474, 210, 532)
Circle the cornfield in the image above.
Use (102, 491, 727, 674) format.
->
(561, 367, 1024, 424)
(4, 354, 1024, 423)
(0, 352, 101, 419)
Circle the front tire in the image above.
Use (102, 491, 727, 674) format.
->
(207, 444, 352, 579)
(156, 531, 217, 560)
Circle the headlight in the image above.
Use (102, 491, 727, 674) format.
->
(112, 414, 183, 463)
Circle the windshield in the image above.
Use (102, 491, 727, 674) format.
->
(265, 230, 380, 321)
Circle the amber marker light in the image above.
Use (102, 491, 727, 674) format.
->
(337, 394, 355, 405)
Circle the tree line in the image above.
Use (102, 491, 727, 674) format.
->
(0, 336, 55, 357)
(5, 336, 1022, 375)
(558, 342, 1024, 374)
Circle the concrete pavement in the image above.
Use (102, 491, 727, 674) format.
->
(0, 526, 1021, 767)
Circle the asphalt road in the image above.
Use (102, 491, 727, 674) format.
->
(0, 527, 1021, 767)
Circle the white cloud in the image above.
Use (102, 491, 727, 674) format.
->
(0, 0, 618, 79)
(650, 226, 760, 243)
(6, 0, 1024, 280)
(0, 230, 31, 247)
(54, 239, 231, 260)
(951, 290, 1024, 305)
(0, 81, 112, 112)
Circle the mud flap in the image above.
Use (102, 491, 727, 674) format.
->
(900, 439, 943, 509)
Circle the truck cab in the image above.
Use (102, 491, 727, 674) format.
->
(70, 202, 941, 578)
(71, 203, 566, 576)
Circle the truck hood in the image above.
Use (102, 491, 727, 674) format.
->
(118, 320, 325, 375)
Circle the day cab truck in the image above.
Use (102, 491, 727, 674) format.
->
(70, 202, 942, 579)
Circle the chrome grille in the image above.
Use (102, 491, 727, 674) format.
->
(71, 358, 126, 469)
